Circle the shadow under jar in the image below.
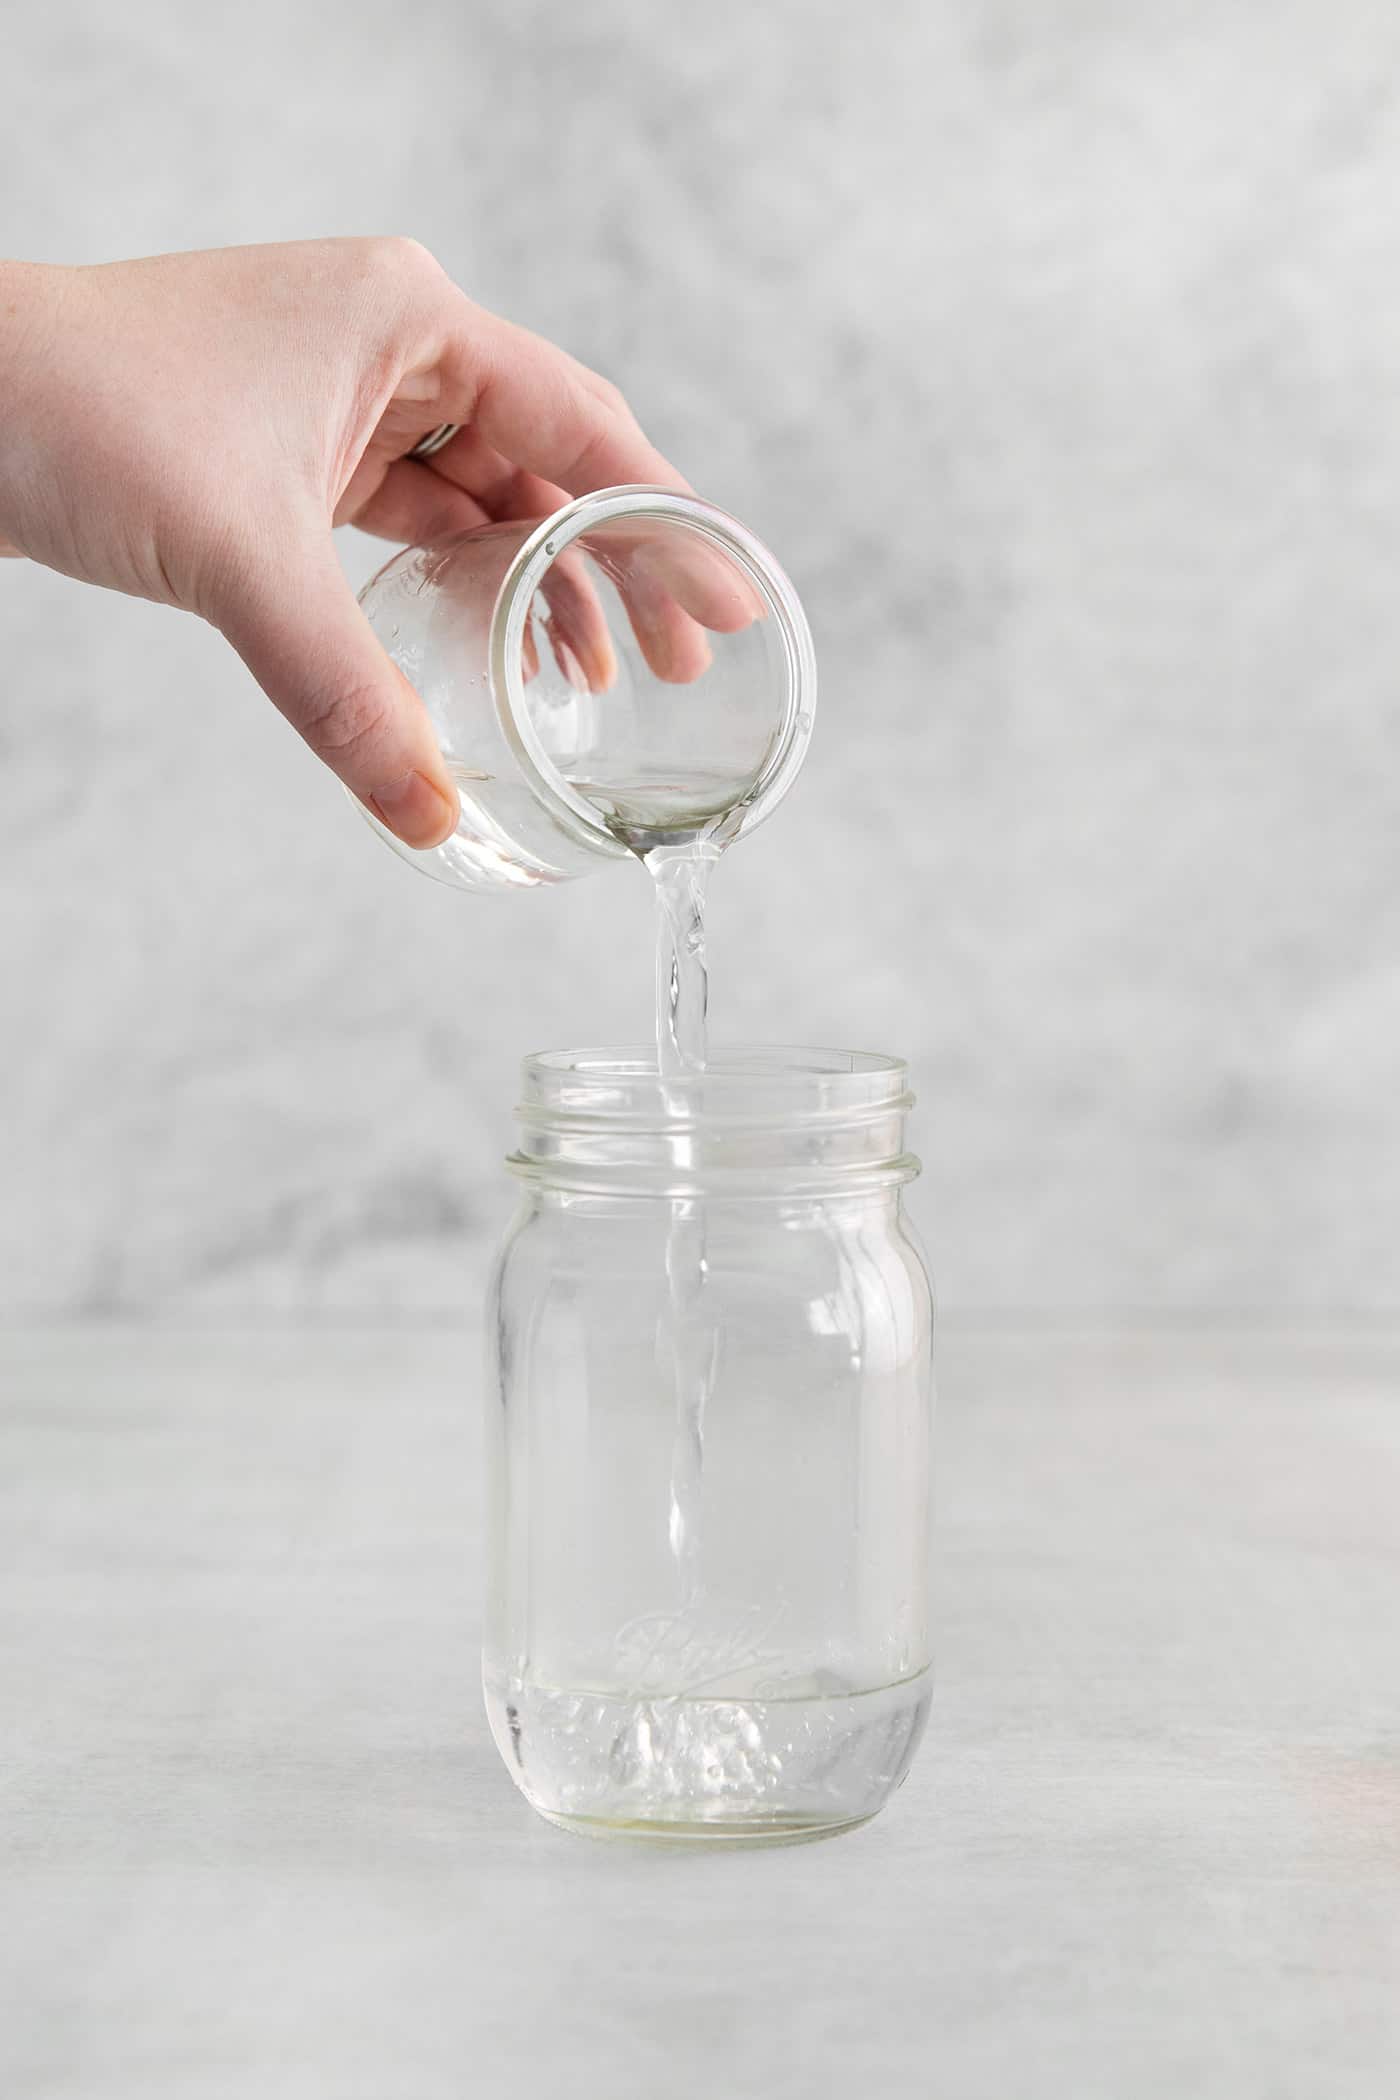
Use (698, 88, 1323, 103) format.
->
(484, 1048, 935, 1845)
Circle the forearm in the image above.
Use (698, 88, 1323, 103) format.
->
(0, 261, 74, 559)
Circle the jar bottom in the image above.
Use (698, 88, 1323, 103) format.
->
(484, 1665, 931, 1844)
(534, 1806, 877, 1848)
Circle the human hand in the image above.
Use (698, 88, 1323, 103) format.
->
(0, 238, 694, 846)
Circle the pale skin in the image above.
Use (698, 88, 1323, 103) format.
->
(0, 237, 697, 848)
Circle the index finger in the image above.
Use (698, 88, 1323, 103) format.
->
(436, 298, 690, 500)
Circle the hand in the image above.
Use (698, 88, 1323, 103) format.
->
(0, 238, 691, 846)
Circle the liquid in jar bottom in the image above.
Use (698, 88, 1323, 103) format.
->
(483, 1666, 932, 1845)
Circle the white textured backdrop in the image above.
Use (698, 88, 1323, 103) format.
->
(4, 0, 1400, 1316)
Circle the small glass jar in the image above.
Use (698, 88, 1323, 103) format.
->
(484, 1047, 934, 1844)
(356, 488, 816, 892)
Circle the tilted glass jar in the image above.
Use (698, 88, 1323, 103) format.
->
(356, 488, 816, 891)
(484, 1047, 935, 1844)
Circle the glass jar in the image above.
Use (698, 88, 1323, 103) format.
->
(484, 1046, 934, 1844)
(356, 488, 816, 891)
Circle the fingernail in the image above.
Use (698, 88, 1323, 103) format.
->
(367, 769, 458, 848)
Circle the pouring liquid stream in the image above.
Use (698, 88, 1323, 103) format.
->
(584, 771, 736, 1614)
(649, 844, 719, 1607)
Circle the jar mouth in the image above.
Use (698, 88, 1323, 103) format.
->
(520, 1043, 911, 1118)
(489, 488, 817, 855)
(510, 1045, 918, 1197)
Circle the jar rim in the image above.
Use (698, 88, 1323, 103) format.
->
(509, 1046, 919, 1196)
(489, 487, 818, 855)
(524, 1045, 905, 1073)
(519, 1043, 910, 1116)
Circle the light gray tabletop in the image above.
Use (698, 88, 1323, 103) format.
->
(2, 1326, 1397, 2098)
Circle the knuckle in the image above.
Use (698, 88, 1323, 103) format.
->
(376, 233, 440, 282)
(591, 373, 628, 415)
(300, 677, 393, 763)
(567, 398, 617, 478)
(564, 353, 626, 417)
(349, 235, 442, 300)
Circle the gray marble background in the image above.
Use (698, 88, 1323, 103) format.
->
(3, 0, 1399, 1317)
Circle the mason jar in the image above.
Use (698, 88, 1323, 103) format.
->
(483, 1046, 934, 1844)
(355, 488, 816, 891)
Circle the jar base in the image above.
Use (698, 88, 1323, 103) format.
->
(485, 1664, 931, 1844)
(533, 1806, 878, 1849)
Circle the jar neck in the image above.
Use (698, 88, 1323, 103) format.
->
(507, 1047, 919, 1200)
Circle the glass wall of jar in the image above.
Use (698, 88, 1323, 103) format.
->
(355, 488, 815, 891)
(484, 1047, 934, 1845)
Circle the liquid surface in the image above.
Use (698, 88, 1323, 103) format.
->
(485, 1667, 931, 1840)
(575, 765, 754, 856)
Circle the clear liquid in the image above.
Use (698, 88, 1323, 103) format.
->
(575, 765, 753, 857)
(485, 1666, 932, 1842)
(656, 1189, 713, 1600)
(648, 843, 715, 1077)
(648, 845, 718, 1605)
(590, 780, 727, 1617)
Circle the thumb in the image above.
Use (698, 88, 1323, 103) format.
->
(215, 539, 459, 849)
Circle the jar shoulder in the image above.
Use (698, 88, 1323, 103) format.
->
(491, 1195, 932, 1328)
